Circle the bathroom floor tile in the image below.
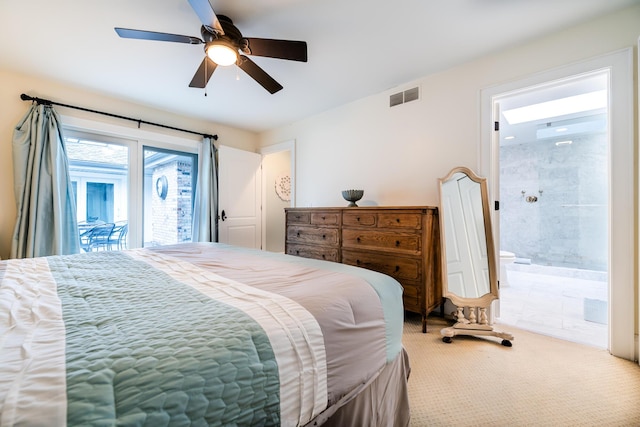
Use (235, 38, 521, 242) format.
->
(496, 264, 607, 348)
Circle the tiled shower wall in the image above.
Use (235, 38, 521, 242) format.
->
(499, 132, 607, 271)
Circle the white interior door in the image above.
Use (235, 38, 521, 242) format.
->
(218, 145, 262, 249)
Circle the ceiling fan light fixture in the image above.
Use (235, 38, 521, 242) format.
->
(207, 42, 238, 66)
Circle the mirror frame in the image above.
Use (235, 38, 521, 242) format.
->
(438, 166, 499, 308)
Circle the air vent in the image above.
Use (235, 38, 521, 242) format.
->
(404, 87, 419, 103)
(389, 92, 404, 107)
(389, 86, 420, 107)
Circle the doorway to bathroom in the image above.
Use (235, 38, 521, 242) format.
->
(493, 71, 609, 348)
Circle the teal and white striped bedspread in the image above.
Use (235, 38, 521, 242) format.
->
(0, 243, 404, 426)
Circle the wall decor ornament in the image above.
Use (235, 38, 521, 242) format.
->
(275, 174, 291, 201)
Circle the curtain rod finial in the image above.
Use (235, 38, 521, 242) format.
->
(20, 94, 51, 105)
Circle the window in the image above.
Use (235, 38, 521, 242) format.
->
(142, 147, 197, 247)
(65, 128, 199, 251)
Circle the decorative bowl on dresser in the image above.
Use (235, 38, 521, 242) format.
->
(285, 206, 442, 332)
(341, 189, 364, 207)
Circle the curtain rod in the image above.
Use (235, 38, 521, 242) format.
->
(20, 93, 218, 141)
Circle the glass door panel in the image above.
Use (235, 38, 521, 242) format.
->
(142, 147, 197, 247)
(66, 134, 129, 251)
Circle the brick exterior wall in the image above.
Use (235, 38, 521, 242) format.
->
(151, 160, 192, 245)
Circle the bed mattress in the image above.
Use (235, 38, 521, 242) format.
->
(0, 242, 406, 426)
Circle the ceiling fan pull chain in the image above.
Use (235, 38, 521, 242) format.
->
(204, 58, 208, 96)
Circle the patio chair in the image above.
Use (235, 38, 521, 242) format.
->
(80, 223, 115, 252)
(107, 222, 128, 250)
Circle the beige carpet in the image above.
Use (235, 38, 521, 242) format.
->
(403, 314, 640, 426)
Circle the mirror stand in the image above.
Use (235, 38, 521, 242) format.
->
(437, 166, 514, 347)
(441, 306, 514, 346)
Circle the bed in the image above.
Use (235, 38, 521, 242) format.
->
(0, 242, 410, 426)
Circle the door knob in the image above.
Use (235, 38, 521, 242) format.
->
(221, 210, 227, 221)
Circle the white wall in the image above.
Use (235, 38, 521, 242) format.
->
(0, 69, 259, 259)
(259, 4, 640, 356)
(259, 5, 639, 209)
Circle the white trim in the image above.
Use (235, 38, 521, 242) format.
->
(637, 36, 640, 366)
(259, 140, 296, 251)
(60, 115, 201, 148)
(480, 48, 635, 361)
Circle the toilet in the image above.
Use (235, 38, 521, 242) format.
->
(499, 250, 516, 287)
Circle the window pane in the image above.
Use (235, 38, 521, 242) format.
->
(143, 147, 197, 247)
(66, 135, 129, 251)
(86, 182, 114, 222)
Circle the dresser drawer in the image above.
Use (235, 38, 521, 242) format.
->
(286, 244, 339, 262)
(341, 250, 421, 281)
(311, 212, 340, 226)
(287, 226, 339, 246)
(342, 212, 377, 227)
(403, 295, 420, 313)
(287, 211, 311, 224)
(342, 211, 422, 230)
(342, 229, 421, 254)
(402, 282, 421, 299)
(377, 213, 422, 230)
(400, 281, 422, 312)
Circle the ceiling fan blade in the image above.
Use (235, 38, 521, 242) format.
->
(243, 38, 307, 62)
(189, 57, 218, 88)
(237, 56, 283, 94)
(187, 0, 224, 34)
(115, 28, 203, 44)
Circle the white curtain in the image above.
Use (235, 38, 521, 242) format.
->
(191, 136, 219, 242)
(10, 103, 80, 258)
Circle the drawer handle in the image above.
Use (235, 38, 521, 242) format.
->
(296, 250, 300, 255)
(357, 217, 360, 221)
(295, 215, 301, 219)
(356, 237, 361, 243)
(321, 216, 325, 220)
(395, 240, 400, 246)
(395, 266, 400, 272)
(297, 232, 300, 237)
(322, 234, 326, 239)
(396, 218, 400, 223)
(356, 259, 361, 265)
(322, 255, 326, 259)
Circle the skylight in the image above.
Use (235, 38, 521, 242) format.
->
(502, 90, 607, 125)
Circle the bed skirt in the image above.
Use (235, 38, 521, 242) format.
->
(308, 347, 411, 427)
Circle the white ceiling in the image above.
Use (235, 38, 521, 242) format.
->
(0, 0, 637, 133)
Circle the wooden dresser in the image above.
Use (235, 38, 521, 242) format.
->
(285, 206, 441, 332)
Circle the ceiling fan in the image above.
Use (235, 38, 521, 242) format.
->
(115, 0, 307, 94)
